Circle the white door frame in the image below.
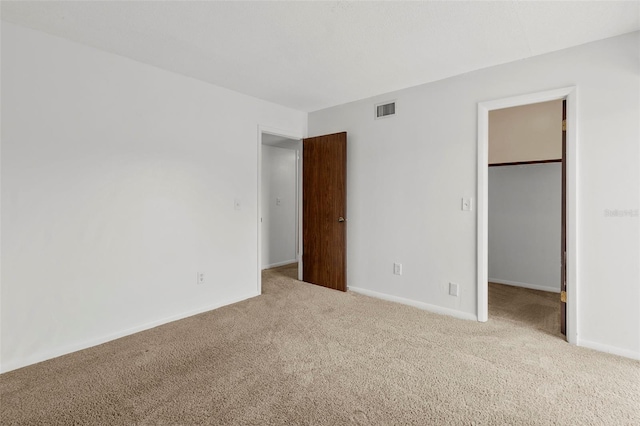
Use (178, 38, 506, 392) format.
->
(257, 125, 304, 294)
(477, 86, 578, 344)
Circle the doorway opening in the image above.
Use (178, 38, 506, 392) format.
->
(258, 129, 348, 295)
(477, 87, 577, 344)
(487, 100, 564, 337)
(258, 128, 304, 294)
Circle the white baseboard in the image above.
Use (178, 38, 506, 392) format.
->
(348, 286, 477, 321)
(489, 278, 560, 293)
(0, 291, 260, 374)
(262, 259, 297, 270)
(577, 338, 640, 361)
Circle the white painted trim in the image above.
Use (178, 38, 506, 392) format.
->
(577, 339, 640, 361)
(477, 104, 489, 322)
(349, 286, 478, 321)
(297, 147, 304, 281)
(0, 292, 260, 374)
(257, 125, 304, 294)
(477, 86, 578, 345)
(263, 260, 298, 270)
(489, 278, 560, 293)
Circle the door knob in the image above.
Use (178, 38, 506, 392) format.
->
(338, 217, 345, 222)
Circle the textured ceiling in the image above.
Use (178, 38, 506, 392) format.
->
(2, 1, 639, 112)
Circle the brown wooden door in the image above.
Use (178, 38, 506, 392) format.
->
(302, 132, 347, 291)
(560, 100, 567, 336)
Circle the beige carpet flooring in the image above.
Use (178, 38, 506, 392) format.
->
(1, 265, 639, 425)
(488, 282, 562, 338)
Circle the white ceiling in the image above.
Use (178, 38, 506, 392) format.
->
(2, 1, 639, 112)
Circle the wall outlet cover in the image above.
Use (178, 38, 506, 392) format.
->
(449, 282, 459, 296)
(393, 263, 402, 275)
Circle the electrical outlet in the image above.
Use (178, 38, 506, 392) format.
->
(461, 198, 473, 211)
(449, 282, 459, 297)
(197, 272, 205, 285)
(393, 263, 402, 275)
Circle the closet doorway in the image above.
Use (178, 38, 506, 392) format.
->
(477, 87, 577, 344)
(487, 100, 564, 337)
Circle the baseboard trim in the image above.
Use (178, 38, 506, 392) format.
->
(0, 291, 260, 374)
(262, 259, 297, 270)
(348, 286, 477, 321)
(489, 278, 560, 293)
(577, 338, 640, 361)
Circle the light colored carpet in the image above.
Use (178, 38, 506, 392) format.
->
(488, 281, 562, 338)
(1, 265, 639, 425)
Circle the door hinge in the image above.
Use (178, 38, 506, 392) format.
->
(560, 291, 567, 303)
(562, 119, 566, 131)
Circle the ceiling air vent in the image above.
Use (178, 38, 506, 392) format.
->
(375, 101, 396, 119)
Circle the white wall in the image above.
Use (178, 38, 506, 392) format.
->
(488, 163, 561, 292)
(0, 22, 307, 372)
(309, 32, 639, 358)
(261, 145, 297, 269)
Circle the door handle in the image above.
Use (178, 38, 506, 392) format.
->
(338, 217, 345, 222)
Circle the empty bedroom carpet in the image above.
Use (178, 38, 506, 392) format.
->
(1, 266, 639, 425)
(488, 281, 561, 337)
